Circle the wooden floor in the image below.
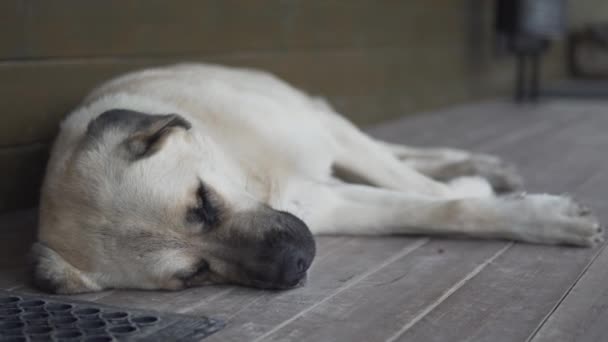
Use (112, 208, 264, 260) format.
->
(2, 99, 608, 342)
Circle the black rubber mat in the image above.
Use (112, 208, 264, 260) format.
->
(0, 290, 224, 341)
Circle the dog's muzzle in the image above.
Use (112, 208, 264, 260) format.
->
(264, 211, 315, 289)
(229, 209, 316, 290)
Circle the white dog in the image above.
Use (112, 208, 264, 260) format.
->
(32, 63, 602, 294)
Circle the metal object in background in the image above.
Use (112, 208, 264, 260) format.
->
(0, 290, 224, 341)
(568, 23, 608, 78)
(520, 0, 567, 39)
(495, 0, 567, 102)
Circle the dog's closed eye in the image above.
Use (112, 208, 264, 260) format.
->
(186, 182, 220, 228)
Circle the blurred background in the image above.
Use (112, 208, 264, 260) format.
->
(1, 0, 607, 212)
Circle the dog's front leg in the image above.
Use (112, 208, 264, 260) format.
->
(293, 183, 602, 246)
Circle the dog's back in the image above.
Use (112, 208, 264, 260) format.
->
(49, 64, 340, 206)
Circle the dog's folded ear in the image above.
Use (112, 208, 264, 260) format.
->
(30, 242, 101, 294)
(87, 109, 192, 159)
(124, 113, 191, 158)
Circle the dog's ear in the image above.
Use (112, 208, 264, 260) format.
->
(87, 109, 192, 159)
(123, 113, 191, 158)
(30, 242, 101, 294)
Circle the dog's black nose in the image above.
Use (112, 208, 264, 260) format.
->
(278, 246, 314, 287)
(239, 208, 316, 289)
(273, 211, 316, 288)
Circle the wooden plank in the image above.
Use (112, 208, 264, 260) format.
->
(530, 236, 608, 342)
(185, 238, 426, 341)
(527, 132, 608, 342)
(385, 103, 608, 342)
(491, 104, 608, 194)
(367, 100, 576, 149)
(396, 244, 602, 342)
(257, 240, 510, 342)
(368, 100, 523, 146)
(369, 100, 596, 198)
(371, 100, 607, 192)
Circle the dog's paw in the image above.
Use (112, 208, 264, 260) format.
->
(503, 194, 603, 246)
(469, 154, 524, 193)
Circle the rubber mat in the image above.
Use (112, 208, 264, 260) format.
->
(0, 290, 224, 341)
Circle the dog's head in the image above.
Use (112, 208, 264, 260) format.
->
(33, 109, 315, 294)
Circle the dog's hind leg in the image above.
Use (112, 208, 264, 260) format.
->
(294, 182, 602, 246)
(329, 125, 492, 198)
(312, 101, 508, 196)
(375, 141, 524, 193)
(315, 115, 453, 196)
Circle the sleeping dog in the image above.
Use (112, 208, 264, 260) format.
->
(32, 63, 603, 294)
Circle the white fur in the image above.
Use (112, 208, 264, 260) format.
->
(49, 63, 603, 244)
(38, 63, 603, 292)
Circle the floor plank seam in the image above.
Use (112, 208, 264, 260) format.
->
(313, 237, 356, 264)
(525, 137, 608, 341)
(384, 241, 514, 342)
(249, 238, 431, 342)
(225, 291, 269, 321)
(176, 287, 236, 314)
(525, 241, 608, 342)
